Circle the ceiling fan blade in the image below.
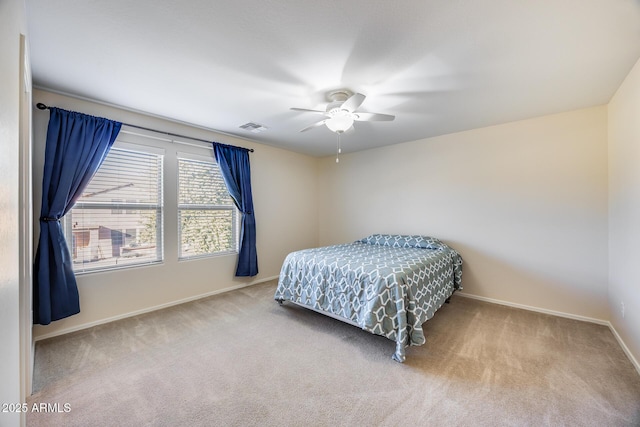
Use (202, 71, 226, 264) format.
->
(291, 107, 329, 115)
(341, 93, 366, 112)
(299, 119, 328, 132)
(354, 112, 395, 121)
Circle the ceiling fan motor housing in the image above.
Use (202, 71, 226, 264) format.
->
(327, 89, 353, 103)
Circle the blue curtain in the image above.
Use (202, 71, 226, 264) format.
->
(213, 143, 258, 277)
(34, 108, 122, 325)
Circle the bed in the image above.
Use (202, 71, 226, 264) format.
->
(274, 234, 463, 362)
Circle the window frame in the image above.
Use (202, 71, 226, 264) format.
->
(60, 129, 241, 275)
(176, 151, 239, 261)
(62, 141, 165, 274)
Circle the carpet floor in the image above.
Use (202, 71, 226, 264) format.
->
(28, 280, 640, 426)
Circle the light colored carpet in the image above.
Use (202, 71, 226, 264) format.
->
(28, 280, 640, 426)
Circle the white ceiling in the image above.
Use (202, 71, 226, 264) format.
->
(26, 0, 640, 157)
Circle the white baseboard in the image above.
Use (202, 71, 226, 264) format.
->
(455, 292, 609, 324)
(34, 275, 279, 341)
(606, 321, 640, 377)
(455, 292, 640, 376)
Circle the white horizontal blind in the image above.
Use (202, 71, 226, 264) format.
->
(178, 156, 237, 259)
(63, 146, 164, 273)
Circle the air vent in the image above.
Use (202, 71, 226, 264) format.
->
(239, 122, 268, 133)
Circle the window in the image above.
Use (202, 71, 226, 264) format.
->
(60, 132, 238, 274)
(63, 145, 164, 273)
(178, 154, 238, 259)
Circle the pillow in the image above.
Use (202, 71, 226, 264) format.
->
(359, 234, 446, 250)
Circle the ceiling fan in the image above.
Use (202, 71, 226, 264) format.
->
(291, 89, 395, 134)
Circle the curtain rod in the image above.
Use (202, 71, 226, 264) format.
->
(35, 103, 254, 152)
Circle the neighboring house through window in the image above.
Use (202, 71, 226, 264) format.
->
(63, 143, 164, 273)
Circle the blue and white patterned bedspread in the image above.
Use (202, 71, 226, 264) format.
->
(274, 234, 463, 362)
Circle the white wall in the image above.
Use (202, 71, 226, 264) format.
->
(32, 89, 319, 339)
(1, 0, 27, 425)
(608, 57, 640, 363)
(318, 106, 609, 320)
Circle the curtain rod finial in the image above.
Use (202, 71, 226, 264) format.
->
(36, 103, 49, 110)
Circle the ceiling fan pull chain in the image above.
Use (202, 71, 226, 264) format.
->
(336, 132, 342, 163)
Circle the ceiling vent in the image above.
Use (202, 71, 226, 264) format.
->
(239, 122, 268, 133)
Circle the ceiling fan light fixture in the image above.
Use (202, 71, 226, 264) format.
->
(325, 110, 354, 133)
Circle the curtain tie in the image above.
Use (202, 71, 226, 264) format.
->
(40, 217, 60, 222)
